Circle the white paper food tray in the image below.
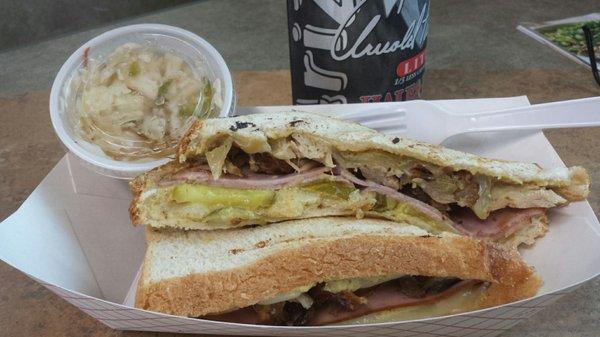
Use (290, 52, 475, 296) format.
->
(1, 97, 599, 337)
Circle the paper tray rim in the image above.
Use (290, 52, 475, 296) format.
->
(14, 242, 597, 331)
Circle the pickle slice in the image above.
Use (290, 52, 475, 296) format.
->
(172, 184, 275, 210)
(302, 181, 355, 199)
(371, 196, 456, 234)
(128, 61, 140, 77)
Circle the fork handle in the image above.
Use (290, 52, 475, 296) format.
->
(458, 96, 600, 133)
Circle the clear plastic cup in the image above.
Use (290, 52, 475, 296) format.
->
(49, 24, 234, 179)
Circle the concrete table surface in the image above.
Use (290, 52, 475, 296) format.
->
(1, 1, 600, 336)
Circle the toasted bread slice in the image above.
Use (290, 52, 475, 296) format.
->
(177, 112, 588, 201)
(135, 217, 541, 319)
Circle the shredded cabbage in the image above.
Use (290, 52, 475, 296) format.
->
(205, 138, 233, 179)
(416, 175, 458, 204)
(472, 175, 493, 219)
(69, 43, 222, 161)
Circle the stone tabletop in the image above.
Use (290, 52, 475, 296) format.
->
(1, 1, 600, 336)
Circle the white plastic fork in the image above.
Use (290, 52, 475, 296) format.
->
(335, 96, 600, 144)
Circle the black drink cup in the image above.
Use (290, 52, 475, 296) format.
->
(287, 0, 429, 104)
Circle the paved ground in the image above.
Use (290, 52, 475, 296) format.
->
(0, 0, 192, 52)
(0, 0, 288, 94)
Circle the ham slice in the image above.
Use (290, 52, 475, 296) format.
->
(160, 166, 333, 189)
(364, 185, 452, 227)
(307, 280, 478, 326)
(452, 207, 546, 240)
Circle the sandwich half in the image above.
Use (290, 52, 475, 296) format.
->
(135, 217, 541, 325)
(130, 112, 589, 247)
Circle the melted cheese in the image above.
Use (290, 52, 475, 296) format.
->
(323, 274, 403, 293)
(258, 284, 314, 306)
(333, 283, 487, 325)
